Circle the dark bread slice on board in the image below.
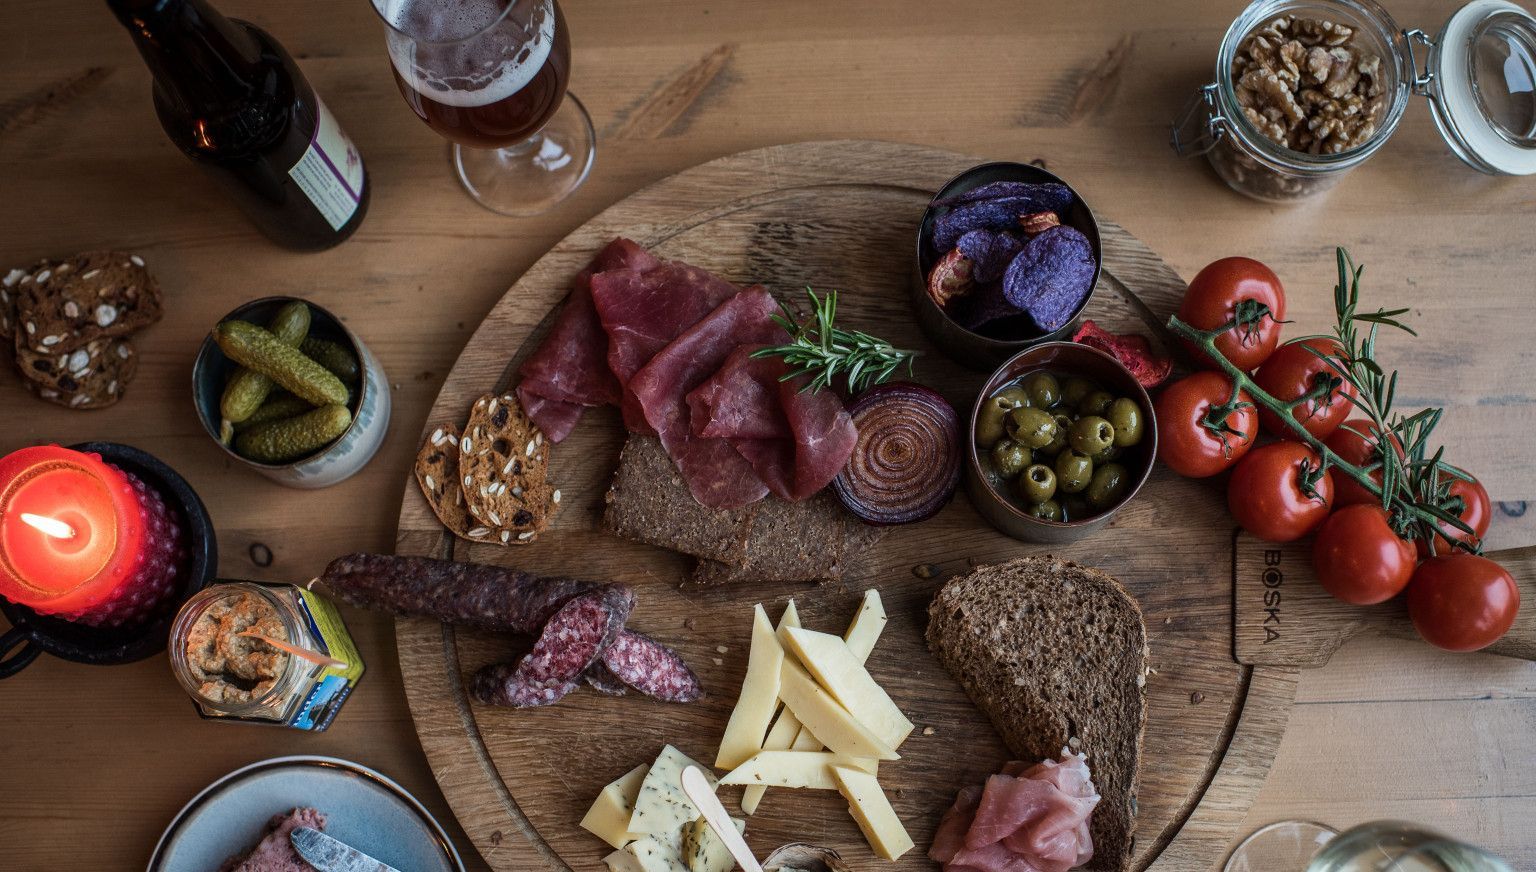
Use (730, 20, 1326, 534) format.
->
(604, 434, 754, 564)
(926, 556, 1148, 872)
(690, 494, 885, 586)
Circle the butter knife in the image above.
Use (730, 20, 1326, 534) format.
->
(290, 826, 402, 872)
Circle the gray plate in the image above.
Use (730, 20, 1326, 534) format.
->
(147, 755, 463, 872)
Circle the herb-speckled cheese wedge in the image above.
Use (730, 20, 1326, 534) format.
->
(625, 745, 716, 836)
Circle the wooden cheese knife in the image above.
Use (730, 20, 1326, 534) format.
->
(681, 765, 763, 872)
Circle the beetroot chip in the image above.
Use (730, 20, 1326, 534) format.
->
(956, 230, 1025, 284)
(1001, 225, 1096, 331)
(1072, 320, 1173, 388)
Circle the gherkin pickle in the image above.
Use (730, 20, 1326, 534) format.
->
(1079, 389, 1115, 417)
(990, 440, 1031, 479)
(1028, 499, 1064, 522)
(1069, 416, 1116, 456)
(1087, 462, 1130, 509)
(1056, 450, 1094, 493)
(1005, 406, 1057, 449)
(1108, 398, 1144, 447)
(976, 395, 1021, 448)
(1017, 463, 1057, 504)
(1022, 372, 1060, 409)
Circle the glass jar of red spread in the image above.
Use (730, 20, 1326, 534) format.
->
(168, 581, 363, 731)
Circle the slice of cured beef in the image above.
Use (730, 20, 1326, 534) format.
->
(627, 287, 786, 509)
(590, 261, 742, 433)
(516, 238, 660, 442)
(471, 586, 635, 708)
(686, 346, 857, 502)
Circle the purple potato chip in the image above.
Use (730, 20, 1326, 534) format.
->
(955, 230, 1026, 284)
(933, 181, 1075, 211)
(931, 197, 1037, 252)
(1001, 225, 1096, 332)
(949, 280, 1020, 330)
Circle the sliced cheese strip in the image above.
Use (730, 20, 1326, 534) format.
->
(741, 600, 805, 815)
(777, 658, 899, 761)
(683, 816, 745, 872)
(715, 604, 786, 770)
(781, 626, 914, 750)
(830, 766, 914, 861)
(582, 763, 650, 849)
(628, 745, 717, 836)
(791, 590, 887, 750)
(720, 751, 878, 789)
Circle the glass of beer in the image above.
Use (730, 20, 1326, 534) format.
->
(370, 0, 593, 216)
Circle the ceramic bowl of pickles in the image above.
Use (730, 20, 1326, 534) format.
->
(966, 341, 1157, 543)
(192, 296, 391, 489)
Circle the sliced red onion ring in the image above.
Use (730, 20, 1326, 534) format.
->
(834, 383, 962, 525)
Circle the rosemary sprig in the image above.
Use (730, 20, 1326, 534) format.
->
(752, 288, 919, 394)
(1166, 247, 1479, 554)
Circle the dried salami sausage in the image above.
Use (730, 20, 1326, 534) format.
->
(472, 587, 634, 708)
(582, 661, 629, 697)
(318, 553, 624, 633)
(601, 629, 703, 703)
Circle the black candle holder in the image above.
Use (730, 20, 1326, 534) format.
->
(0, 442, 217, 678)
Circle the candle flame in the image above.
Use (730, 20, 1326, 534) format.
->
(19, 513, 76, 540)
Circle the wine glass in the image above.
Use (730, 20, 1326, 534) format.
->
(370, 0, 595, 216)
(1225, 820, 1515, 871)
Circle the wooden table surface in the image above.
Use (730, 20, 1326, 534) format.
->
(3, 0, 1534, 869)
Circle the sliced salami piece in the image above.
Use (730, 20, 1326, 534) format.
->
(318, 553, 625, 634)
(471, 588, 634, 708)
(583, 661, 629, 697)
(601, 629, 704, 703)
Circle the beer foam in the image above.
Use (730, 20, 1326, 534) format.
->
(382, 0, 555, 109)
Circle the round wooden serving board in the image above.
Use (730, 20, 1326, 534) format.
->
(395, 140, 1298, 872)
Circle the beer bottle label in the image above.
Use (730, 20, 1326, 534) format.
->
(288, 98, 366, 232)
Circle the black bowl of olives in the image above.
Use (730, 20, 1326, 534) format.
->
(966, 342, 1157, 543)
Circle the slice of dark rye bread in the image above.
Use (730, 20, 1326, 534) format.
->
(604, 434, 755, 564)
(926, 557, 1148, 872)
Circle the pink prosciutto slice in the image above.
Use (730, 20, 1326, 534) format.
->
(931, 752, 1099, 872)
(686, 346, 857, 501)
(627, 288, 786, 509)
(591, 261, 742, 433)
(516, 238, 660, 441)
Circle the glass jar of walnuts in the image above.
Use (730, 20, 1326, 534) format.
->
(1173, 0, 1536, 202)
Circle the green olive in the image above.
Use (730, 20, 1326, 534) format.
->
(1070, 415, 1116, 456)
(1042, 413, 1072, 455)
(1005, 406, 1057, 449)
(1086, 462, 1130, 509)
(1091, 443, 1121, 464)
(995, 385, 1032, 408)
(1022, 372, 1061, 409)
(1028, 499, 1064, 522)
(975, 395, 1021, 448)
(1056, 450, 1094, 493)
(990, 440, 1031, 479)
(1061, 377, 1094, 408)
(1108, 398, 1144, 447)
(1061, 495, 1092, 521)
(1079, 389, 1115, 417)
(1016, 463, 1058, 504)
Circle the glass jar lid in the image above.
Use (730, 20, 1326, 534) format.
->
(1419, 0, 1536, 175)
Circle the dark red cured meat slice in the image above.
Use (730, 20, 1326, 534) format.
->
(628, 287, 786, 508)
(601, 629, 703, 703)
(516, 238, 660, 441)
(471, 587, 635, 708)
(590, 262, 742, 433)
(686, 346, 858, 501)
(318, 553, 623, 634)
(583, 661, 628, 696)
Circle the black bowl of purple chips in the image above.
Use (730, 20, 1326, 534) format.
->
(912, 162, 1102, 370)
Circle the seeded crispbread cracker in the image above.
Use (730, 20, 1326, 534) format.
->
(1, 264, 29, 337)
(603, 434, 754, 565)
(14, 251, 162, 354)
(18, 337, 138, 410)
(689, 493, 885, 586)
(415, 423, 479, 541)
(457, 393, 559, 545)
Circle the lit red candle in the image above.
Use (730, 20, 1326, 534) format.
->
(0, 445, 185, 626)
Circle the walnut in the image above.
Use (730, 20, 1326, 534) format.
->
(1231, 14, 1384, 154)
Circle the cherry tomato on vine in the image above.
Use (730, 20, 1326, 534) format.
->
(1407, 554, 1520, 652)
(1226, 441, 1334, 542)
(1324, 418, 1403, 507)
(1154, 371, 1258, 478)
(1311, 504, 1416, 604)
(1178, 257, 1288, 372)
(1253, 337, 1356, 441)
(1417, 471, 1491, 558)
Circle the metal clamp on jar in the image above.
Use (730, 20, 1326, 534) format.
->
(1172, 0, 1536, 201)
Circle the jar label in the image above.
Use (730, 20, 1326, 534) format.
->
(285, 586, 365, 731)
(288, 97, 365, 232)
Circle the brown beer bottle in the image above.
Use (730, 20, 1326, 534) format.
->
(106, 0, 369, 250)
